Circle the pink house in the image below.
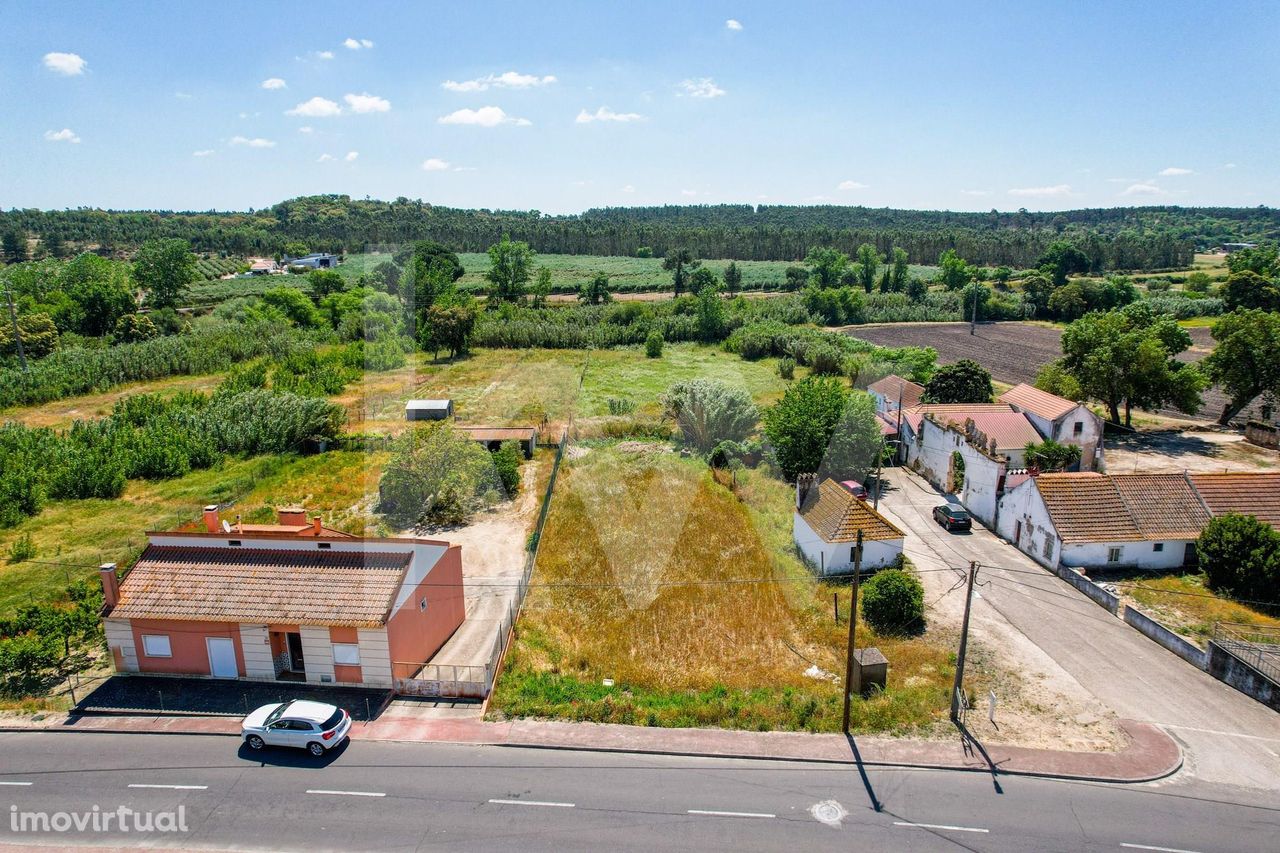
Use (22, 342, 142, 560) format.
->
(100, 507, 465, 688)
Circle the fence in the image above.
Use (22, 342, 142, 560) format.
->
(1212, 622, 1280, 686)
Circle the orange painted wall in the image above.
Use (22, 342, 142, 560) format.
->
(387, 545, 465, 676)
(333, 664, 363, 683)
(129, 618, 245, 677)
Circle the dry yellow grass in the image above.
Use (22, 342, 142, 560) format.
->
(1124, 574, 1280, 645)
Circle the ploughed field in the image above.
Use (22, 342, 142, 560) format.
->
(846, 321, 1254, 424)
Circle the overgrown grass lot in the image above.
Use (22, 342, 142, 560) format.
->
(1119, 573, 1280, 646)
(490, 447, 962, 734)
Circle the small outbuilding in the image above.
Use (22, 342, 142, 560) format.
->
(793, 475, 905, 576)
(456, 426, 538, 459)
(405, 399, 454, 421)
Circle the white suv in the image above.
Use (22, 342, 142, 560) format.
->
(242, 699, 351, 756)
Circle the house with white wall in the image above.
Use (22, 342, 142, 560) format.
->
(999, 383, 1105, 471)
(793, 476, 905, 575)
(868, 374, 924, 416)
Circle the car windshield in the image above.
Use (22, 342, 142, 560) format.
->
(321, 709, 345, 730)
(264, 700, 294, 725)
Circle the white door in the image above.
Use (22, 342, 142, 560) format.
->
(206, 637, 238, 678)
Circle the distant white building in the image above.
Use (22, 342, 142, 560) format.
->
(999, 384, 1104, 472)
(867, 374, 925, 416)
(793, 476, 905, 576)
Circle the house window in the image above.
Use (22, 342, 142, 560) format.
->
(332, 643, 361, 666)
(1042, 537, 1054, 560)
(1073, 422, 1084, 437)
(141, 635, 172, 657)
(1107, 546, 1123, 563)
(1153, 542, 1164, 552)
(419, 597, 429, 612)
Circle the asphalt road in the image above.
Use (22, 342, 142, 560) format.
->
(1, 731, 1278, 852)
(877, 469, 1280, 791)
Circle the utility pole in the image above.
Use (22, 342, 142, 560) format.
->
(950, 561, 980, 722)
(842, 529, 864, 733)
(969, 279, 980, 336)
(872, 436, 884, 511)
(4, 289, 28, 373)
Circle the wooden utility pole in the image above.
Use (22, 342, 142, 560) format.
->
(4, 289, 28, 373)
(841, 529, 864, 733)
(969, 279, 980, 336)
(950, 561, 980, 721)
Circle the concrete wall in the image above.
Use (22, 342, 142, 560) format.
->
(908, 418, 1006, 527)
(128, 618, 245, 677)
(387, 544, 466, 678)
(1122, 606, 1208, 670)
(238, 624, 275, 680)
(1245, 421, 1280, 450)
(299, 625, 336, 684)
(1208, 642, 1280, 711)
(1054, 565, 1119, 614)
(357, 628, 393, 688)
(793, 514, 904, 575)
(104, 618, 138, 673)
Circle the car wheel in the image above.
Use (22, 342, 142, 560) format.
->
(246, 735, 265, 750)
(307, 741, 325, 757)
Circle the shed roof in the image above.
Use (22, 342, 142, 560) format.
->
(999, 383, 1082, 422)
(1188, 472, 1280, 527)
(867, 375, 925, 409)
(405, 399, 451, 410)
(1033, 472, 1214, 543)
(455, 426, 537, 442)
(798, 478, 904, 543)
(111, 544, 413, 627)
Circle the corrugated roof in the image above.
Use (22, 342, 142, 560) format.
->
(1188, 472, 1280, 527)
(867, 375, 924, 409)
(456, 426, 537, 441)
(999, 383, 1081, 421)
(111, 545, 413, 627)
(1110, 474, 1212, 540)
(1035, 473, 1142, 543)
(798, 478, 904, 543)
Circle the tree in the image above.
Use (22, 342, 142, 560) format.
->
(403, 241, 464, 283)
(531, 266, 553, 308)
(1202, 309, 1280, 425)
(283, 241, 309, 259)
(0, 312, 57, 359)
(578, 272, 612, 305)
(2, 230, 28, 265)
(491, 440, 523, 496)
(695, 282, 726, 341)
(723, 261, 742, 295)
(825, 391, 882, 481)
(60, 253, 136, 336)
(113, 313, 158, 343)
(635, 246, 653, 258)
(861, 569, 924, 635)
(1222, 270, 1280, 312)
(922, 359, 993, 404)
(1196, 514, 1280, 606)
(1184, 271, 1212, 294)
(888, 247, 910, 292)
(409, 254, 459, 314)
(1038, 240, 1091, 286)
(1034, 362, 1083, 401)
(132, 239, 196, 309)
(1057, 305, 1207, 425)
(484, 235, 535, 305)
(663, 379, 758, 454)
(308, 269, 347, 300)
(991, 266, 1012, 288)
(261, 286, 322, 327)
(41, 232, 67, 260)
(762, 376, 848, 480)
(422, 302, 477, 360)
(372, 260, 402, 295)
(854, 243, 882, 293)
(805, 247, 849, 289)
(1021, 272, 1054, 317)
(905, 277, 928, 302)
(645, 330, 663, 358)
(1024, 439, 1081, 471)
(784, 265, 810, 291)
(377, 423, 503, 527)
(662, 249, 700, 297)
(937, 249, 973, 292)
(1047, 282, 1088, 320)
(1224, 245, 1279, 278)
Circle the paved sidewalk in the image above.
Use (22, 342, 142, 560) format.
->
(0, 711, 1180, 784)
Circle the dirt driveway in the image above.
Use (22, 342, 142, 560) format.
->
(1105, 430, 1279, 474)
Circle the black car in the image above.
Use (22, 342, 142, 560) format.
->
(933, 503, 971, 531)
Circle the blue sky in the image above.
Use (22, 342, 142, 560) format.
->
(3, 0, 1277, 213)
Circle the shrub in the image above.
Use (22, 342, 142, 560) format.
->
(377, 424, 503, 527)
(113, 313, 158, 343)
(607, 398, 636, 416)
(662, 379, 759, 453)
(808, 344, 845, 376)
(1196, 513, 1280, 606)
(492, 440, 523, 496)
(860, 569, 925, 635)
(6, 532, 36, 563)
(778, 356, 795, 380)
(645, 330, 664, 358)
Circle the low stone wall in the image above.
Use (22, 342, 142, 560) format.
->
(1055, 566, 1119, 614)
(1244, 420, 1280, 450)
(1122, 606, 1208, 670)
(1208, 642, 1280, 711)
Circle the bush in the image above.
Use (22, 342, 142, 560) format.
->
(492, 440, 523, 496)
(778, 356, 795, 380)
(860, 568, 925, 635)
(662, 379, 759, 453)
(113, 313, 158, 343)
(1197, 514, 1280, 606)
(377, 424, 503, 527)
(7, 532, 36, 563)
(645, 330, 663, 358)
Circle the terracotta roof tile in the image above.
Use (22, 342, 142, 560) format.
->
(1035, 473, 1142, 543)
(868, 375, 924, 409)
(901, 403, 1014, 435)
(1110, 474, 1212, 540)
(999, 383, 1081, 421)
(799, 479, 904, 543)
(112, 545, 412, 627)
(1188, 472, 1280, 527)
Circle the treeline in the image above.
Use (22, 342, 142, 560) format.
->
(7, 195, 1273, 269)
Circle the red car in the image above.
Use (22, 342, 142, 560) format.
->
(840, 480, 868, 500)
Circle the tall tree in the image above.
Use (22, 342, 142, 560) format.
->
(1202, 309, 1280, 425)
(1038, 240, 1091, 286)
(824, 391, 883, 481)
(484, 235, 535, 305)
(888, 247, 910, 292)
(855, 243, 882, 293)
(762, 376, 849, 480)
(695, 279, 726, 341)
(2, 231, 29, 265)
(61, 253, 136, 336)
(41, 232, 67, 260)
(1222, 270, 1280, 312)
(531, 266, 553, 308)
(937, 249, 973, 291)
(922, 359, 993, 404)
(805, 247, 849, 288)
(662, 249, 700, 297)
(723, 261, 742, 295)
(577, 272, 612, 305)
(132, 238, 196, 309)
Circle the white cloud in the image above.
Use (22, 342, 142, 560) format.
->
(1222, 162, 1237, 169)
(677, 77, 726, 98)
(837, 180, 867, 191)
(1105, 177, 1135, 183)
(575, 106, 645, 123)
(1159, 166, 1193, 176)
(343, 92, 390, 113)
(230, 135, 276, 148)
(343, 37, 374, 50)
(43, 52, 86, 76)
(192, 149, 215, 157)
(317, 153, 335, 162)
(681, 189, 698, 197)
(297, 126, 313, 134)
(345, 151, 359, 162)
(286, 96, 342, 117)
(437, 106, 530, 127)
(261, 77, 287, 90)
(960, 189, 993, 197)
(174, 91, 193, 100)
(43, 128, 81, 143)
(726, 19, 743, 31)
(441, 71, 557, 92)
(316, 51, 334, 60)
(1007, 184, 1073, 198)
(422, 158, 451, 171)
(622, 185, 636, 193)
(1121, 183, 1164, 196)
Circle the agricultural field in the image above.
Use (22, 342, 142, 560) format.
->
(193, 256, 247, 281)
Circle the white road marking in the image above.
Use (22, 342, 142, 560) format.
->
(688, 809, 775, 819)
(894, 821, 989, 833)
(306, 789, 385, 798)
(127, 784, 208, 790)
(1160, 724, 1280, 744)
(1121, 844, 1203, 853)
(488, 798, 575, 808)
(0, 782, 33, 786)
